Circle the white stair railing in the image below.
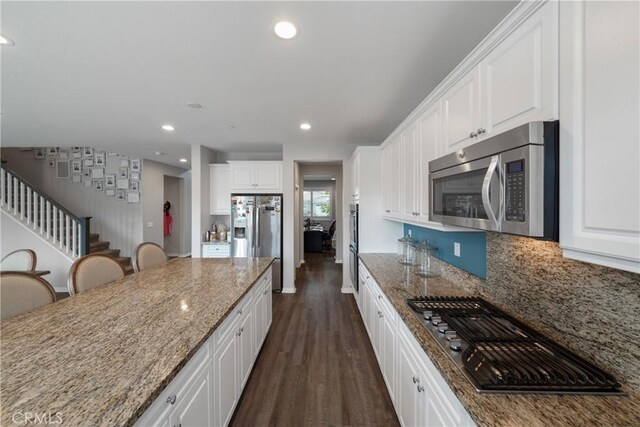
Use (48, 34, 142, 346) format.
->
(0, 164, 91, 258)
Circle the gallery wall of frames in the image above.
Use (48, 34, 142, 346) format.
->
(34, 147, 141, 203)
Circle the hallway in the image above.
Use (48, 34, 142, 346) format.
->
(231, 253, 399, 426)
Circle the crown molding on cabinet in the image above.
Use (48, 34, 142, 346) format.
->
(380, 0, 552, 149)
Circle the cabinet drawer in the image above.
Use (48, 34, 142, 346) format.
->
(202, 245, 230, 258)
(214, 291, 252, 346)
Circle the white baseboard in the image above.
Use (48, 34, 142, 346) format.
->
(281, 287, 296, 294)
(335, 259, 343, 264)
(341, 286, 353, 294)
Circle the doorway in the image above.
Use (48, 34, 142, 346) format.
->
(296, 162, 343, 267)
(163, 175, 183, 257)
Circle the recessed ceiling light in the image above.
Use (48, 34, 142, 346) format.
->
(274, 22, 297, 40)
(0, 35, 15, 46)
(179, 158, 188, 163)
(187, 102, 202, 109)
(162, 124, 175, 131)
(154, 151, 165, 156)
(300, 123, 311, 130)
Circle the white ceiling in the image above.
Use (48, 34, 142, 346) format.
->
(1, 1, 517, 167)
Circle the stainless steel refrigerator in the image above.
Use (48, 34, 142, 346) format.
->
(231, 194, 282, 291)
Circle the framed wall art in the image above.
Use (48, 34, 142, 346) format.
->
(93, 179, 104, 191)
(71, 160, 82, 174)
(119, 167, 128, 179)
(83, 147, 94, 158)
(94, 152, 106, 167)
(130, 159, 141, 172)
(47, 147, 58, 157)
(35, 148, 45, 159)
(116, 189, 126, 201)
(105, 174, 116, 188)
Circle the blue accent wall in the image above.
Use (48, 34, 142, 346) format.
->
(403, 224, 487, 279)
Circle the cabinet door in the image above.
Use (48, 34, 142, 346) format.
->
(253, 283, 266, 356)
(442, 65, 482, 153)
(371, 297, 383, 362)
(360, 277, 372, 336)
(265, 275, 272, 330)
(401, 124, 418, 221)
(416, 102, 441, 223)
(238, 309, 255, 390)
(482, 1, 557, 138)
(351, 152, 360, 201)
(380, 303, 397, 405)
(168, 365, 212, 427)
(559, 0, 640, 273)
(213, 327, 239, 427)
(230, 165, 255, 191)
(254, 164, 281, 191)
(389, 135, 403, 218)
(397, 328, 421, 427)
(211, 165, 231, 215)
(381, 143, 393, 216)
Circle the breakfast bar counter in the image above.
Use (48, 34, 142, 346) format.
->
(359, 253, 640, 427)
(0, 257, 274, 426)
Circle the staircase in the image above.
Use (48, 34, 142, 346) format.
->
(89, 233, 134, 275)
(1, 163, 133, 275)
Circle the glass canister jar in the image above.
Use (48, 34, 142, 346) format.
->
(414, 240, 441, 277)
(397, 235, 415, 265)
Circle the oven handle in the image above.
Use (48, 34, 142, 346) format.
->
(482, 155, 501, 230)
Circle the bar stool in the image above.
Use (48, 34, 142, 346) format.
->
(1, 272, 56, 320)
(68, 254, 125, 295)
(132, 242, 168, 272)
(1, 249, 37, 271)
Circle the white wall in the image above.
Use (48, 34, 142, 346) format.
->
(282, 143, 356, 293)
(142, 159, 190, 255)
(190, 145, 217, 257)
(216, 152, 282, 162)
(1, 210, 74, 292)
(0, 148, 143, 257)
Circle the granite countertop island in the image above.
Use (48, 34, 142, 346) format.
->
(359, 253, 640, 427)
(0, 257, 274, 426)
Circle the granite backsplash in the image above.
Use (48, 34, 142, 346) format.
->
(431, 232, 640, 391)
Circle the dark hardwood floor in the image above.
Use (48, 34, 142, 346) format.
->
(230, 252, 399, 427)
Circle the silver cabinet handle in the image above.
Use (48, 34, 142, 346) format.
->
(477, 128, 486, 134)
(240, 327, 244, 333)
(263, 289, 268, 295)
(378, 295, 382, 299)
(469, 131, 478, 138)
(417, 385, 425, 393)
(412, 376, 420, 384)
(385, 209, 391, 213)
(167, 395, 177, 405)
(366, 275, 370, 280)
(236, 329, 242, 336)
(237, 308, 243, 314)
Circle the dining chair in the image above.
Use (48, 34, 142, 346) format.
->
(0, 249, 37, 271)
(132, 242, 168, 272)
(1, 272, 56, 320)
(68, 254, 126, 295)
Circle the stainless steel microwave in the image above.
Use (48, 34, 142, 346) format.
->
(429, 121, 559, 240)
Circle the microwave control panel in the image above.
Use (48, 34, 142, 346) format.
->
(505, 160, 526, 222)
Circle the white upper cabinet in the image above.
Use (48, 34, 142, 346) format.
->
(481, 1, 558, 138)
(401, 124, 418, 220)
(229, 161, 282, 193)
(381, 143, 393, 216)
(210, 164, 231, 215)
(442, 65, 482, 153)
(416, 102, 441, 224)
(559, 0, 640, 273)
(351, 150, 361, 202)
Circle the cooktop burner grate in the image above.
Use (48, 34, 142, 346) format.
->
(462, 339, 620, 392)
(406, 296, 624, 394)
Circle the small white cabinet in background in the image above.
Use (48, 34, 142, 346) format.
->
(210, 164, 231, 215)
(229, 161, 282, 193)
(202, 244, 230, 258)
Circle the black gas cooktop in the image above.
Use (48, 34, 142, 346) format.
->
(406, 296, 624, 394)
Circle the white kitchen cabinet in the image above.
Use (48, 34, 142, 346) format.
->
(229, 161, 282, 193)
(381, 135, 402, 219)
(401, 124, 418, 221)
(416, 102, 441, 224)
(210, 164, 231, 215)
(481, 1, 557, 139)
(136, 269, 273, 427)
(558, 0, 640, 274)
(168, 364, 212, 427)
(357, 264, 475, 427)
(213, 320, 239, 427)
(441, 65, 482, 153)
(202, 244, 230, 258)
(350, 150, 361, 202)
